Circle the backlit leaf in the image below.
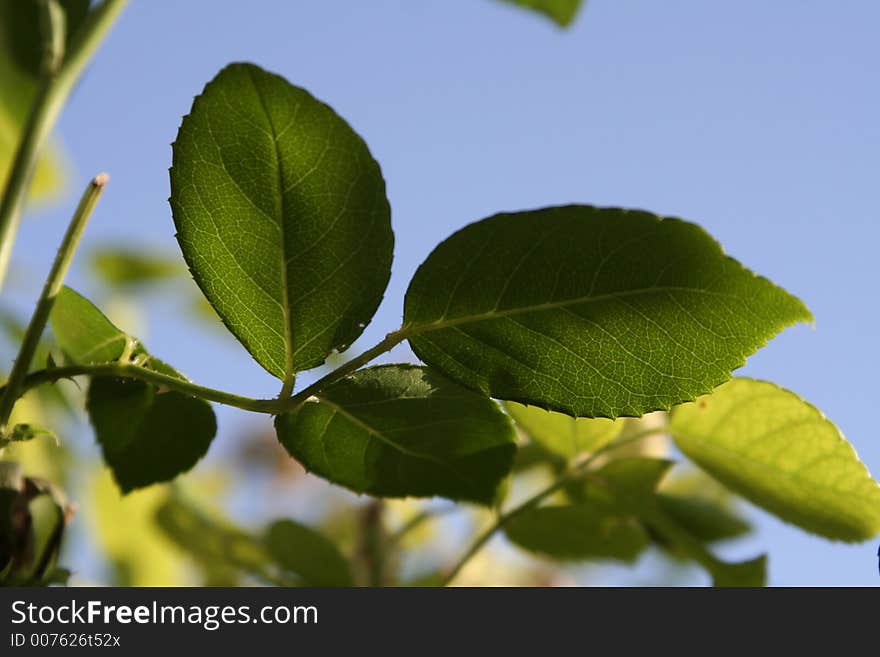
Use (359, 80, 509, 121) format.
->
(170, 63, 393, 382)
(275, 365, 516, 505)
(670, 378, 880, 541)
(506, 401, 622, 458)
(403, 206, 811, 418)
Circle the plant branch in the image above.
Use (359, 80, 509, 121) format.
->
(0, 0, 128, 291)
(287, 329, 409, 406)
(0, 174, 108, 432)
(440, 427, 667, 586)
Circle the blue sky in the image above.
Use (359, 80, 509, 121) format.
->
(13, 0, 880, 585)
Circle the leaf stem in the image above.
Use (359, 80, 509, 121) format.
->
(6, 363, 280, 415)
(0, 0, 128, 291)
(0, 174, 108, 433)
(286, 329, 409, 407)
(440, 427, 666, 586)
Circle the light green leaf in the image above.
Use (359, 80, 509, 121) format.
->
(498, 0, 583, 27)
(50, 286, 131, 364)
(275, 364, 516, 505)
(87, 378, 216, 493)
(670, 378, 880, 541)
(506, 401, 622, 458)
(505, 503, 649, 562)
(265, 519, 353, 586)
(170, 62, 393, 382)
(89, 246, 183, 288)
(403, 206, 811, 419)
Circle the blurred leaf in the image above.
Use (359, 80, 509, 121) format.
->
(170, 62, 393, 379)
(155, 493, 283, 585)
(265, 519, 353, 586)
(587, 458, 766, 586)
(657, 495, 749, 546)
(512, 440, 564, 473)
(671, 378, 880, 541)
(403, 206, 811, 419)
(89, 246, 183, 288)
(87, 378, 216, 493)
(498, 0, 583, 27)
(506, 401, 622, 459)
(505, 504, 649, 562)
(276, 365, 516, 505)
(0, 0, 82, 203)
(2, 422, 58, 447)
(89, 470, 185, 586)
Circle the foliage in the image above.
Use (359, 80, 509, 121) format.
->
(1, 1, 878, 588)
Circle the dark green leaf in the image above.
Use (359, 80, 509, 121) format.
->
(498, 0, 583, 27)
(275, 365, 516, 505)
(0, 0, 91, 77)
(87, 378, 216, 493)
(170, 63, 393, 381)
(505, 504, 649, 561)
(506, 401, 622, 458)
(265, 519, 353, 586)
(670, 378, 880, 541)
(657, 494, 749, 545)
(403, 206, 811, 418)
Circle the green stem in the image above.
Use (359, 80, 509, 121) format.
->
(440, 427, 666, 586)
(0, 174, 108, 432)
(4, 327, 411, 416)
(286, 329, 408, 406)
(5, 363, 280, 415)
(0, 0, 128, 291)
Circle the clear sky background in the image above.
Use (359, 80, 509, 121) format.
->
(12, 0, 880, 585)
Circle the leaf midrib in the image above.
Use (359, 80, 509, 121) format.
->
(245, 66, 295, 389)
(405, 284, 789, 336)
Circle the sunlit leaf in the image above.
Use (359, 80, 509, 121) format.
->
(670, 378, 880, 541)
(506, 401, 622, 458)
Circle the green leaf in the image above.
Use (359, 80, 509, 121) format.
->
(670, 378, 880, 541)
(587, 458, 766, 586)
(498, 0, 583, 27)
(506, 401, 622, 459)
(403, 206, 811, 419)
(87, 378, 216, 494)
(275, 364, 516, 505)
(50, 286, 130, 364)
(505, 504, 649, 562)
(170, 62, 393, 382)
(89, 246, 183, 288)
(265, 519, 353, 586)
(50, 287, 217, 493)
(0, 0, 91, 77)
